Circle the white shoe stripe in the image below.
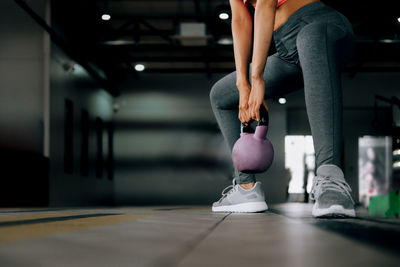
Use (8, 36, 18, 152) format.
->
(212, 202, 268, 213)
(312, 204, 355, 217)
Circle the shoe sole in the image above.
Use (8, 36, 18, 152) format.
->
(312, 204, 356, 218)
(212, 201, 268, 213)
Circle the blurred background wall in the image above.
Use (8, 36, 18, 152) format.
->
(0, 0, 115, 206)
(0, 0, 48, 206)
(48, 45, 114, 206)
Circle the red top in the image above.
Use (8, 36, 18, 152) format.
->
(243, 0, 288, 8)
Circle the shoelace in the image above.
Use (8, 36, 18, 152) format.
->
(218, 178, 238, 203)
(310, 175, 354, 204)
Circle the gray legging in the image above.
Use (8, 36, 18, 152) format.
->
(210, 2, 355, 184)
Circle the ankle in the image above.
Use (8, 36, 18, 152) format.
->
(239, 182, 255, 190)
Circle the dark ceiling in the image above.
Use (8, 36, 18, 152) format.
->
(18, 0, 400, 95)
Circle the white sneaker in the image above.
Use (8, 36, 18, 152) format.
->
(212, 178, 268, 213)
(311, 165, 356, 218)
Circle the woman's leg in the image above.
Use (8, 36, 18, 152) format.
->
(210, 53, 303, 184)
(296, 21, 355, 169)
(296, 21, 356, 217)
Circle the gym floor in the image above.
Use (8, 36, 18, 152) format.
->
(0, 203, 399, 267)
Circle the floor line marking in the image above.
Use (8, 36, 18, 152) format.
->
(0, 213, 158, 243)
(0, 213, 122, 227)
(0, 213, 87, 222)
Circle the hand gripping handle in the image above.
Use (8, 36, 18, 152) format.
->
(241, 105, 269, 133)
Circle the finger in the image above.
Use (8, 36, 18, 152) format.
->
(239, 112, 245, 124)
(253, 109, 259, 121)
(240, 112, 249, 126)
(247, 108, 253, 119)
(242, 114, 248, 126)
(247, 107, 253, 121)
(252, 105, 258, 121)
(241, 112, 248, 124)
(250, 111, 256, 122)
(244, 111, 251, 125)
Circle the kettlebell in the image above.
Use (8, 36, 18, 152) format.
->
(232, 105, 274, 174)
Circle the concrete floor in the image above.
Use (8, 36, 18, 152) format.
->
(0, 203, 399, 267)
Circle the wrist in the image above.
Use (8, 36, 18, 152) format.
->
(236, 79, 251, 92)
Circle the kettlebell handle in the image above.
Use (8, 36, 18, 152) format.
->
(241, 105, 269, 133)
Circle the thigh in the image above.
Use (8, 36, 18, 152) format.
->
(211, 53, 303, 110)
(296, 21, 355, 85)
(262, 53, 303, 99)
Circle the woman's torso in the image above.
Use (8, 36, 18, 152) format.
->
(246, 0, 321, 31)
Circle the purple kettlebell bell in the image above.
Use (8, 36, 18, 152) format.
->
(232, 105, 274, 174)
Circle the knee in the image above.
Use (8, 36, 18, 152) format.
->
(209, 71, 238, 109)
(209, 81, 219, 107)
(209, 78, 227, 109)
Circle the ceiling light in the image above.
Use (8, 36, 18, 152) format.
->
(393, 161, 400, 168)
(278, 97, 287, 104)
(217, 37, 233, 45)
(219, 12, 229, 20)
(101, 14, 111, 21)
(100, 40, 136, 45)
(381, 39, 393, 43)
(397, 17, 400, 23)
(134, 64, 145, 72)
